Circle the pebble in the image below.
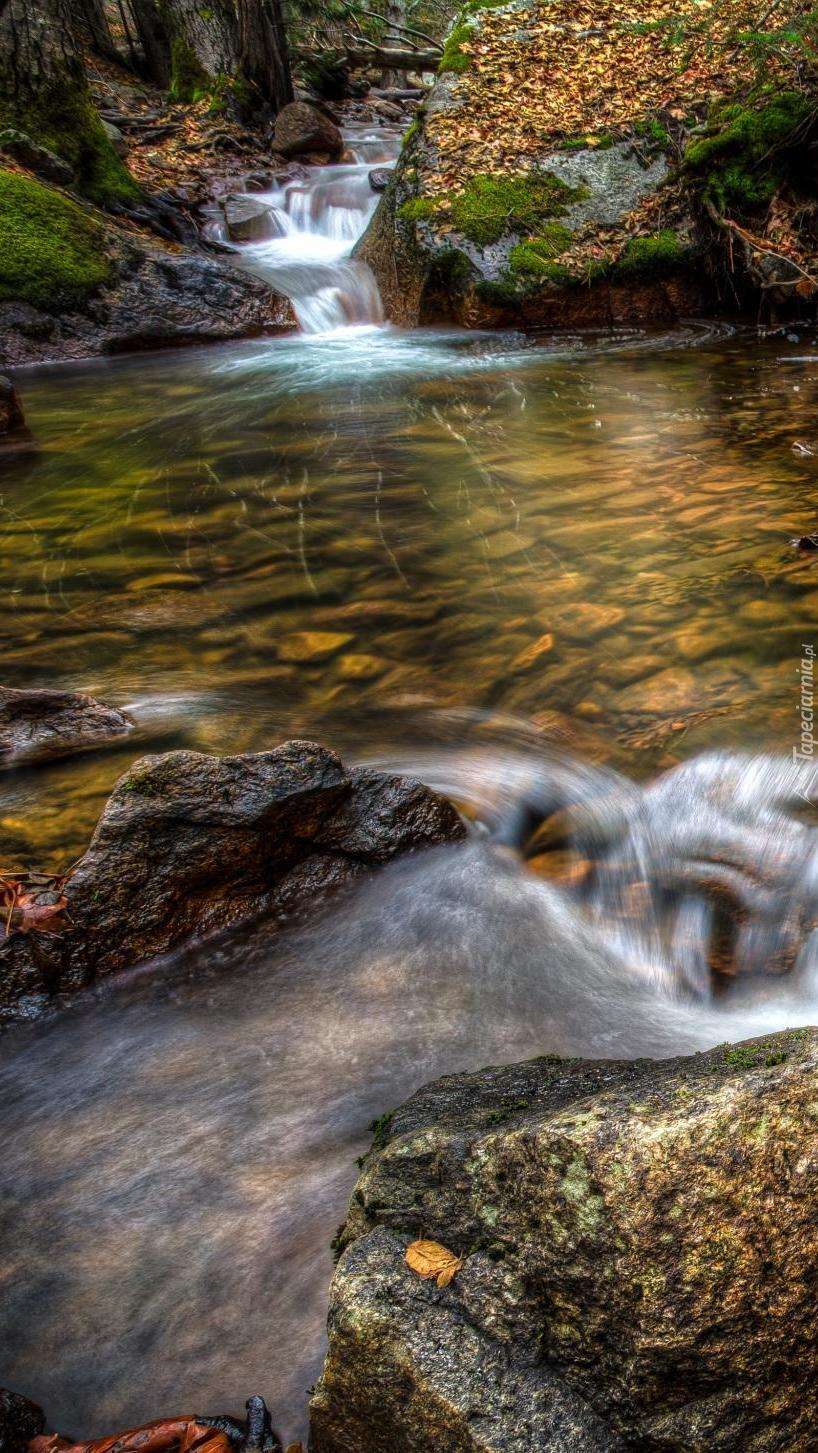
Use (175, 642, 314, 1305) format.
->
(512, 633, 554, 670)
(277, 631, 354, 662)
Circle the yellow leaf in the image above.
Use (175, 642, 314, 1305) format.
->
(405, 1239, 464, 1288)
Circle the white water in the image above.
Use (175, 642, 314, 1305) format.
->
(238, 123, 402, 333)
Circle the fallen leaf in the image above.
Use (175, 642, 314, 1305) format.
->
(405, 1238, 464, 1288)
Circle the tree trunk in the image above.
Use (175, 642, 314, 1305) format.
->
(71, 0, 118, 59)
(0, 0, 139, 204)
(236, 0, 293, 113)
(166, 0, 239, 84)
(127, 0, 171, 87)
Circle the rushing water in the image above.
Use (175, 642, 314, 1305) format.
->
(2, 121, 818, 1450)
(234, 122, 399, 331)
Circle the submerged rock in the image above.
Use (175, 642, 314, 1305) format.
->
(312, 1029, 818, 1452)
(273, 101, 344, 161)
(0, 741, 464, 1023)
(0, 376, 24, 435)
(0, 686, 132, 767)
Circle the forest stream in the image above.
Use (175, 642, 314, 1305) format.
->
(2, 123, 818, 1448)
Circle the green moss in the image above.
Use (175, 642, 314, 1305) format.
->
(0, 169, 112, 311)
(170, 37, 213, 103)
(0, 68, 140, 207)
(438, 19, 476, 73)
(684, 91, 816, 216)
(448, 170, 586, 246)
(475, 278, 526, 307)
(368, 1109, 395, 1148)
(509, 222, 574, 277)
(402, 119, 419, 147)
(613, 229, 688, 279)
(400, 195, 436, 223)
(633, 117, 671, 147)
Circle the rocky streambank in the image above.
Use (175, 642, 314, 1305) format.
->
(357, 0, 818, 329)
(0, 737, 463, 1025)
(312, 1028, 818, 1452)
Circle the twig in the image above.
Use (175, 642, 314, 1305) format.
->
(342, 5, 443, 51)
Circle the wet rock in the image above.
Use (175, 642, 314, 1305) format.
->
(0, 129, 74, 186)
(223, 195, 282, 243)
(243, 171, 274, 192)
(0, 1388, 46, 1453)
(0, 239, 296, 366)
(512, 632, 554, 670)
(312, 1029, 818, 1453)
(369, 168, 393, 193)
(272, 101, 344, 161)
(0, 686, 132, 768)
(0, 741, 464, 1023)
(0, 376, 24, 435)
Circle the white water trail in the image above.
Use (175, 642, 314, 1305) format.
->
(239, 124, 401, 333)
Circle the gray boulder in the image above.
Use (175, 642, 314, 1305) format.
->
(0, 741, 464, 1022)
(273, 101, 344, 160)
(312, 1029, 818, 1452)
(223, 194, 283, 243)
(0, 686, 131, 767)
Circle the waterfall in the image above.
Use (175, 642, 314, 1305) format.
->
(238, 124, 401, 335)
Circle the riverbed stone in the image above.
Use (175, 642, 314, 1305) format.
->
(278, 631, 355, 662)
(0, 741, 464, 1022)
(312, 1028, 818, 1453)
(273, 101, 344, 161)
(0, 686, 132, 768)
(223, 195, 282, 243)
(0, 376, 25, 435)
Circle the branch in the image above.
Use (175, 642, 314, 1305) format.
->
(342, 5, 442, 50)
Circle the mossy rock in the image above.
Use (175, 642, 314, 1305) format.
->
(0, 69, 140, 207)
(447, 170, 587, 247)
(613, 229, 690, 280)
(0, 170, 113, 311)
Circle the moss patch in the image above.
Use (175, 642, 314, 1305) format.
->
(0, 169, 112, 311)
(448, 170, 586, 246)
(170, 38, 213, 103)
(684, 91, 816, 216)
(438, 19, 476, 74)
(0, 68, 139, 207)
(399, 196, 437, 223)
(613, 229, 688, 279)
(509, 222, 574, 276)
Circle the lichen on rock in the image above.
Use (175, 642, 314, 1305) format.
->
(313, 1030, 818, 1451)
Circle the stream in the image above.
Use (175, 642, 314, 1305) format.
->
(2, 124, 818, 1447)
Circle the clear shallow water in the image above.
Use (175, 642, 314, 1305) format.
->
(2, 323, 818, 864)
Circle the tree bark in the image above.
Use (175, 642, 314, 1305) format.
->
(0, 0, 81, 117)
(71, 0, 118, 58)
(127, 0, 171, 86)
(236, 0, 293, 113)
(325, 42, 440, 69)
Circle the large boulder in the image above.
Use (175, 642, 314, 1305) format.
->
(273, 101, 344, 160)
(0, 685, 132, 767)
(0, 741, 464, 1023)
(356, 0, 814, 328)
(312, 1029, 818, 1452)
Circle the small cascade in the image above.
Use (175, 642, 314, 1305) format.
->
(238, 123, 402, 334)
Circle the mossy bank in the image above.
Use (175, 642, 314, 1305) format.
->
(357, 0, 818, 329)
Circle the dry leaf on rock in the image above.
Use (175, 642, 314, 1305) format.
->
(405, 1238, 464, 1288)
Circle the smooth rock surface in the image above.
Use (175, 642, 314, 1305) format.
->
(313, 1030, 818, 1452)
(0, 741, 464, 1022)
(0, 686, 132, 767)
(273, 101, 344, 160)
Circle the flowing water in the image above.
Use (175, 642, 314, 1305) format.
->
(2, 123, 818, 1449)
